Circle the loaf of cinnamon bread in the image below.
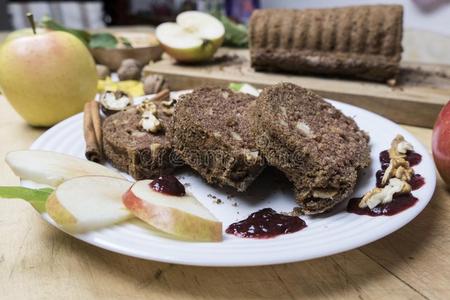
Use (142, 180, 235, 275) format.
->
(249, 5, 403, 82)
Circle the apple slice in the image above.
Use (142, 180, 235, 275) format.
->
(46, 176, 133, 233)
(123, 179, 222, 242)
(6, 150, 123, 187)
(156, 11, 225, 62)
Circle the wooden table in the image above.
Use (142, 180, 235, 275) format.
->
(1, 95, 450, 299)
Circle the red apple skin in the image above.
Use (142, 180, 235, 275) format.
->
(122, 188, 222, 242)
(432, 101, 450, 185)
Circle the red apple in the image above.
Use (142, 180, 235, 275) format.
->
(432, 100, 450, 185)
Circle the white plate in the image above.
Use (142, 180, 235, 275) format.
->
(24, 97, 436, 267)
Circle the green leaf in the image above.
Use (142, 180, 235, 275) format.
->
(0, 187, 53, 213)
(118, 36, 133, 48)
(219, 15, 248, 48)
(228, 83, 259, 96)
(229, 82, 244, 92)
(89, 33, 118, 49)
(41, 16, 90, 45)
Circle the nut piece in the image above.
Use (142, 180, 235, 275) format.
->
(96, 64, 110, 80)
(312, 188, 338, 199)
(161, 107, 174, 116)
(296, 121, 313, 137)
(150, 143, 162, 158)
(143, 74, 168, 95)
(137, 100, 157, 114)
(389, 135, 414, 159)
(381, 135, 415, 186)
(99, 90, 131, 115)
(244, 150, 259, 163)
(140, 111, 161, 133)
(280, 119, 289, 127)
(117, 59, 141, 81)
(161, 98, 176, 107)
(159, 97, 176, 116)
(359, 178, 411, 209)
(381, 158, 413, 185)
(231, 132, 242, 141)
(397, 140, 414, 154)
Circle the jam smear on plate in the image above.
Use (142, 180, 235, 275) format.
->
(379, 150, 422, 168)
(149, 175, 186, 196)
(406, 151, 422, 167)
(377, 149, 424, 190)
(409, 174, 425, 190)
(379, 150, 390, 169)
(349, 148, 424, 216)
(376, 170, 425, 190)
(347, 193, 418, 216)
(225, 208, 307, 239)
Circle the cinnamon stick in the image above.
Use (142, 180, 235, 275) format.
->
(90, 101, 103, 154)
(151, 88, 170, 102)
(83, 102, 102, 163)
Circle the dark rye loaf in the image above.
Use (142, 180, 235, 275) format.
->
(254, 83, 370, 214)
(102, 102, 179, 180)
(249, 5, 403, 82)
(169, 87, 265, 191)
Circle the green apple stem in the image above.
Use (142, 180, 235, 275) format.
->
(26, 13, 37, 34)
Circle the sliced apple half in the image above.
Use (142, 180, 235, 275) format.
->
(156, 11, 225, 62)
(123, 180, 222, 242)
(6, 150, 123, 187)
(46, 176, 133, 233)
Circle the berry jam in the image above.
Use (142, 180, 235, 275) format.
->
(406, 151, 422, 166)
(379, 150, 422, 168)
(349, 148, 424, 216)
(376, 170, 384, 188)
(379, 150, 390, 170)
(347, 193, 418, 216)
(376, 170, 425, 191)
(409, 174, 425, 190)
(149, 175, 186, 196)
(225, 208, 307, 239)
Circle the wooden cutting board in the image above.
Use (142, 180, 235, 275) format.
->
(144, 48, 450, 128)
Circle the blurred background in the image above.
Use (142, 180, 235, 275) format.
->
(0, 0, 449, 32)
(0, 0, 449, 64)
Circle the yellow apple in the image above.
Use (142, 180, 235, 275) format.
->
(123, 179, 223, 242)
(156, 11, 224, 63)
(6, 150, 123, 187)
(47, 176, 133, 233)
(2, 28, 47, 43)
(0, 30, 97, 126)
